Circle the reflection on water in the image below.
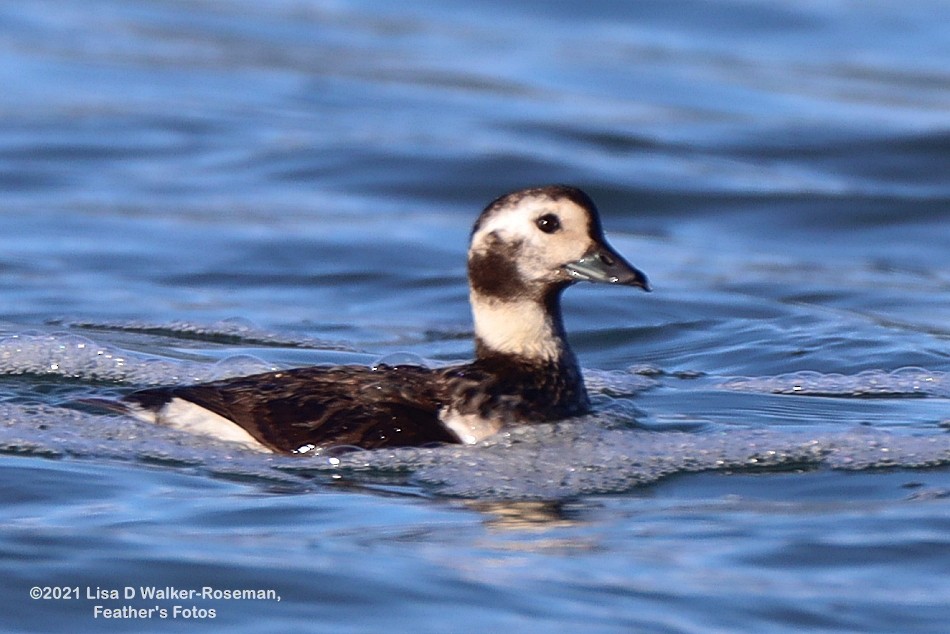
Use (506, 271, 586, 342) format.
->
(466, 501, 587, 532)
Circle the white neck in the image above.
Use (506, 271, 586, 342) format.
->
(470, 293, 566, 362)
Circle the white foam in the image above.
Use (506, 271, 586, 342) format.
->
(720, 368, 950, 398)
(584, 368, 658, 396)
(1, 402, 948, 500)
(0, 332, 277, 385)
(280, 423, 950, 499)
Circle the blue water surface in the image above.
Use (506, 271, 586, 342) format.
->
(1, 1, 948, 632)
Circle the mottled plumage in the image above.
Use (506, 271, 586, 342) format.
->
(117, 185, 650, 453)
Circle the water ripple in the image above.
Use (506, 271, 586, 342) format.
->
(721, 368, 950, 398)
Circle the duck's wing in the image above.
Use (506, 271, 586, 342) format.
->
(123, 364, 458, 453)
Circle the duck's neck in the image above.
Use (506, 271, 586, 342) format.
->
(470, 289, 574, 366)
(469, 289, 590, 418)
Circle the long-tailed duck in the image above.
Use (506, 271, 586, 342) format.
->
(117, 186, 649, 453)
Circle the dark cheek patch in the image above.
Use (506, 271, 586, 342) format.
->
(468, 235, 529, 300)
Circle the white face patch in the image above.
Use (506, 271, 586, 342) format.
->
(126, 398, 271, 453)
(470, 196, 596, 287)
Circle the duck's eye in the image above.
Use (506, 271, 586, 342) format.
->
(536, 214, 561, 234)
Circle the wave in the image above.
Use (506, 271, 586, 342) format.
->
(50, 318, 356, 350)
(0, 331, 278, 385)
(721, 368, 950, 398)
(1, 401, 947, 500)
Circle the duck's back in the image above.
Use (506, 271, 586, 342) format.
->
(126, 364, 457, 453)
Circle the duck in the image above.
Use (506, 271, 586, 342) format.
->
(117, 185, 650, 453)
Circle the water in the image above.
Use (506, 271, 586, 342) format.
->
(1, 1, 949, 632)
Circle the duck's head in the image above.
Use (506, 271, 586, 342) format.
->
(467, 185, 649, 361)
(469, 185, 649, 301)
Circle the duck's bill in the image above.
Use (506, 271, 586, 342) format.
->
(565, 244, 651, 290)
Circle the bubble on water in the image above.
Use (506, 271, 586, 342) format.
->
(0, 332, 284, 386)
(584, 369, 658, 396)
(720, 368, 950, 398)
(211, 355, 278, 379)
(372, 352, 431, 369)
(0, 332, 200, 385)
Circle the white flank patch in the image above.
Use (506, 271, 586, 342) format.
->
(470, 296, 562, 361)
(440, 409, 503, 445)
(127, 398, 271, 453)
